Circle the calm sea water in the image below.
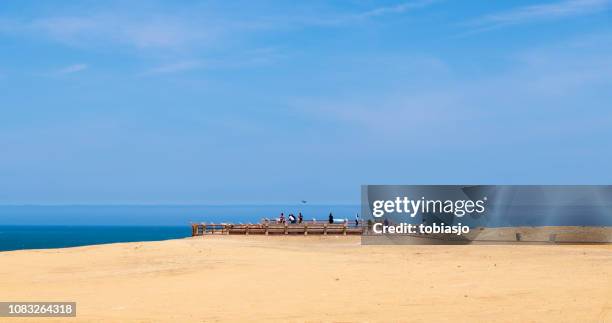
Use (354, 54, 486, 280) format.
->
(2, 204, 609, 251)
(0, 205, 359, 252)
(0, 226, 190, 252)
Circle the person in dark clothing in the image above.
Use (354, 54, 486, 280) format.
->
(383, 217, 389, 226)
(328, 212, 334, 224)
(289, 213, 296, 224)
(298, 213, 303, 224)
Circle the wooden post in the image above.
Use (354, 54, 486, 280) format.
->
(265, 224, 269, 235)
(343, 223, 347, 236)
(324, 224, 327, 235)
(304, 224, 308, 236)
(284, 224, 288, 235)
(246, 225, 249, 235)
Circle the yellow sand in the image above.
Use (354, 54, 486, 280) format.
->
(1, 236, 611, 322)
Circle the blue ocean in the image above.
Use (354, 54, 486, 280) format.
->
(0, 226, 190, 252)
(0, 205, 359, 251)
(2, 204, 610, 251)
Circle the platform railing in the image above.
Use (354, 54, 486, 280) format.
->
(191, 222, 365, 236)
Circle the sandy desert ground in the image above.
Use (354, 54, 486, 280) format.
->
(1, 235, 611, 322)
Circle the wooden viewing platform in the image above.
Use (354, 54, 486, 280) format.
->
(192, 223, 364, 236)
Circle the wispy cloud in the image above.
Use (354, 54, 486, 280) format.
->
(141, 47, 286, 76)
(0, 14, 215, 51)
(292, 32, 612, 149)
(467, 0, 611, 32)
(57, 63, 88, 74)
(291, 0, 439, 26)
(143, 60, 204, 75)
(0, 1, 439, 55)
(354, 0, 439, 19)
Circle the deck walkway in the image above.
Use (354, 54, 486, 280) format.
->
(192, 223, 364, 236)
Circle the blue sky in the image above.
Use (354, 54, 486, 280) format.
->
(1, 0, 611, 204)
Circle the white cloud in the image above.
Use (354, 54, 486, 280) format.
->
(291, 32, 612, 149)
(356, 0, 439, 19)
(0, 1, 440, 55)
(143, 60, 204, 75)
(57, 63, 88, 74)
(1, 14, 215, 51)
(468, 0, 611, 31)
(288, 0, 439, 26)
(141, 47, 286, 75)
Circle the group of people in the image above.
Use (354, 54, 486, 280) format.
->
(278, 212, 304, 224)
(277, 212, 360, 226)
